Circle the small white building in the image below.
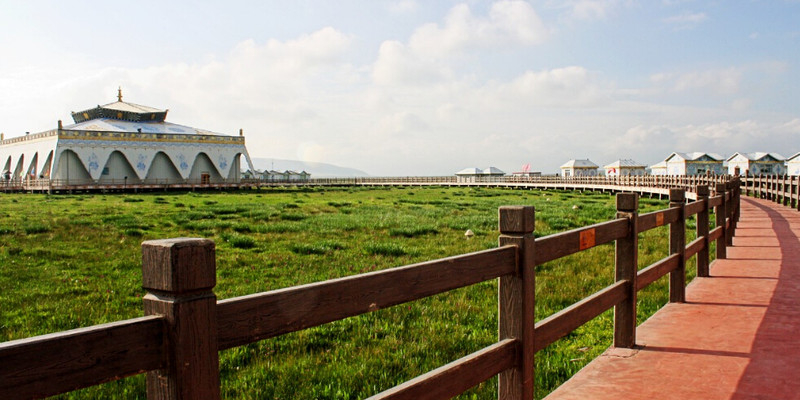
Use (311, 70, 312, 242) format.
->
(662, 152, 725, 176)
(726, 152, 785, 176)
(649, 161, 667, 176)
(455, 167, 505, 182)
(603, 159, 646, 176)
(786, 153, 800, 176)
(286, 170, 310, 181)
(560, 159, 599, 177)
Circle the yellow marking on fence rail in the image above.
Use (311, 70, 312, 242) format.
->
(580, 228, 596, 250)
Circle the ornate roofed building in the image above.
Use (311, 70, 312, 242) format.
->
(1, 89, 254, 188)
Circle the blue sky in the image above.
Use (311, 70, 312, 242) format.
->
(1, 0, 798, 175)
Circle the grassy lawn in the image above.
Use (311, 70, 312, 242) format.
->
(0, 186, 707, 399)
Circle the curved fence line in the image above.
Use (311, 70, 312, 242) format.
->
(0, 178, 742, 400)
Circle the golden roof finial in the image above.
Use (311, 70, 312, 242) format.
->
(117, 86, 123, 102)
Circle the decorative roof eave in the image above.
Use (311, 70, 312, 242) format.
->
(71, 106, 168, 124)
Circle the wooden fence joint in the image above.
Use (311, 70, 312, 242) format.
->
(142, 238, 221, 400)
(614, 193, 638, 348)
(695, 186, 710, 277)
(669, 189, 686, 303)
(715, 183, 727, 260)
(498, 206, 535, 400)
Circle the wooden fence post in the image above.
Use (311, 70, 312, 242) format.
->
(142, 238, 221, 400)
(669, 189, 686, 303)
(725, 182, 735, 246)
(696, 185, 710, 277)
(715, 183, 727, 260)
(614, 193, 638, 348)
(498, 206, 536, 400)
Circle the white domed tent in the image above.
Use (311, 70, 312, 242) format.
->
(1, 89, 254, 189)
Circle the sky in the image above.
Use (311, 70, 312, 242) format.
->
(1, 0, 798, 176)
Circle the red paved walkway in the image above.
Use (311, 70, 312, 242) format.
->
(547, 197, 800, 400)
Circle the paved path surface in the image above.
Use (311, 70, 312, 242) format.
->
(547, 197, 800, 400)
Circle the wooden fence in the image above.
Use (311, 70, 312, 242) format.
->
(0, 179, 740, 399)
(742, 174, 800, 210)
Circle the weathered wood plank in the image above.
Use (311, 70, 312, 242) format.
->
(637, 208, 680, 233)
(0, 316, 164, 400)
(498, 206, 535, 400)
(367, 339, 518, 400)
(636, 254, 680, 291)
(534, 281, 627, 352)
(142, 238, 221, 400)
(709, 226, 723, 242)
(614, 193, 638, 348)
(684, 199, 706, 217)
(684, 236, 705, 261)
(534, 219, 628, 265)
(217, 246, 517, 350)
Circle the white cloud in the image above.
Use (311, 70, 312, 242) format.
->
(650, 67, 742, 94)
(372, 1, 547, 86)
(407, 1, 548, 57)
(663, 12, 707, 29)
(493, 66, 610, 107)
(551, 0, 632, 21)
(388, 0, 418, 14)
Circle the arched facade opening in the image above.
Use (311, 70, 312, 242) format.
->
(99, 151, 141, 184)
(53, 150, 92, 183)
(25, 153, 38, 180)
(189, 153, 223, 184)
(227, 153, 242, 181)
(40, 151, 54, 179)
(145, 152, 182, 183)
(2, 156, 10, 180)
(13, 155, 24, 180)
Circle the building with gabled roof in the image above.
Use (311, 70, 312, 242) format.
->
(603, 159, 646, 176)
(455, 166, 505, 182)
(726, 152, 785, 176)
(1, 88, 254, 187)
(663, 152, 725, 176)
(560, 159, 598, 177)
(649, 161, 667, 176)
(786, 153, 800, 176)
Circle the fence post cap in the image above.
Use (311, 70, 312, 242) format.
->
(499, 206, 535, 234)
(695, 185, 710, 196)
(715, 182, 727, 192)
(142, 238, 216, 293)
(616, 192, 638, 211)
(669, 188, 685, 202)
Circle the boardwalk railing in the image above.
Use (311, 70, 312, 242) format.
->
(741, 174, 800, 211)
(5, 174, 735, 194)
(0, 179, 740, 400)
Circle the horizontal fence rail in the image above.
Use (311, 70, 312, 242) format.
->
(5, 174, 738, 196)
(0, 178, 742, 400)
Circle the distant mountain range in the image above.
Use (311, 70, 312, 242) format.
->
(249, 158, 370, 178)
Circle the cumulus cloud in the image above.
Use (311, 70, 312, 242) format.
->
(663, 12, 708, 29)
(372, 1, 547, 86)
(650, 67, 742, 94)
(407, 1, 548, 57)
(388, 0, 418, 14)
(491, 66, 610, 107)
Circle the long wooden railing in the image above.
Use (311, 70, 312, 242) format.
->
(4, 174, 734, 195)
(741, 174, 800, 211)
(0, 179, 741, 399)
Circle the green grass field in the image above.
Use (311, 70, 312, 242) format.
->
(0, 186, 706, 399)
